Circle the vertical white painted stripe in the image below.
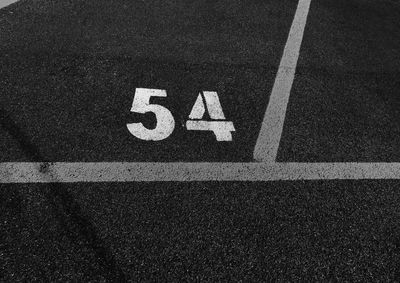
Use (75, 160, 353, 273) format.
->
(0, 0, 20, 10)
(253, 0, 312, 162)
(1, 0, 396, 183)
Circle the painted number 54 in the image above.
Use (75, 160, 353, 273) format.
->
(127, 88, 235, 141)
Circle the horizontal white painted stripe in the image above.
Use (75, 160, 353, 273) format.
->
(1, 162, 400, 183)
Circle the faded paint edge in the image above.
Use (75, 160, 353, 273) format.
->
(0, 0, 20, 10)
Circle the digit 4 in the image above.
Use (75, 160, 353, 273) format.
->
(186, 91, 235, 141)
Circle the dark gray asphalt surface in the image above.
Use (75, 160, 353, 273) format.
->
(2, 181, 400, 281)
(0, 0, 296, 162)
(278, 0, 400, 162)
(0, 55, 276, 162)
(1, 0, 400, 281)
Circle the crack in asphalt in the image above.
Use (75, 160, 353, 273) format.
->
(0, 107, 127, 281)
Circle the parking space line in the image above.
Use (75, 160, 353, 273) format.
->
(0, 0, 20, 9)
(2, 0, 399, 183)
(253, 0, 312, 162)
(1, 162, 400, 182)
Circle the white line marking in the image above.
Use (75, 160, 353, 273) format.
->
(0, 0, 20, 10)
(1, 163, 400, 183)
(2, 0, 398, 183)
(253, 0, 312, 162)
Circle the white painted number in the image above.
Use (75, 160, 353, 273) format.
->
(186, 91, 235, 141)
(127, 88, 175, 141)
(127, 89, 234, 141)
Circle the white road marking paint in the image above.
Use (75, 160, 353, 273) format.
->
(186, 120, 235, 141)
(1, 163, 400, 183)
(200, 91, 226, 120)
(2, 0, 399, 183)
(0, 0, 19, 10)
(187, 91, 235, 141)
(189, 92, 226, 120)
(188, 94, 206, 119)
(253, 0, 312, 162)
(127, 88, 175, 141)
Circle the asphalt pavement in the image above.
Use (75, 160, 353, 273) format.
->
(0, 0, 297, 162)
(278, 0, 400, 162)
(1, 0, 400, 281)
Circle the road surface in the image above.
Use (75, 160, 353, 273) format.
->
(1, 0, 400, 281)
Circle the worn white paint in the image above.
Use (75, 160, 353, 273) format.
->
(201, 91, 226, 120)
(0, 0, 19, 10)
(186, 120, 235, 141)
(189, 92, 227, 120)
(253, 0, 312, 162)
(187, 91, 235, 141)
(127, 88, 175, 141)
(1, 162, 400, 183)
(188, 94, 206, 119)
(2, 0, 399, 183)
